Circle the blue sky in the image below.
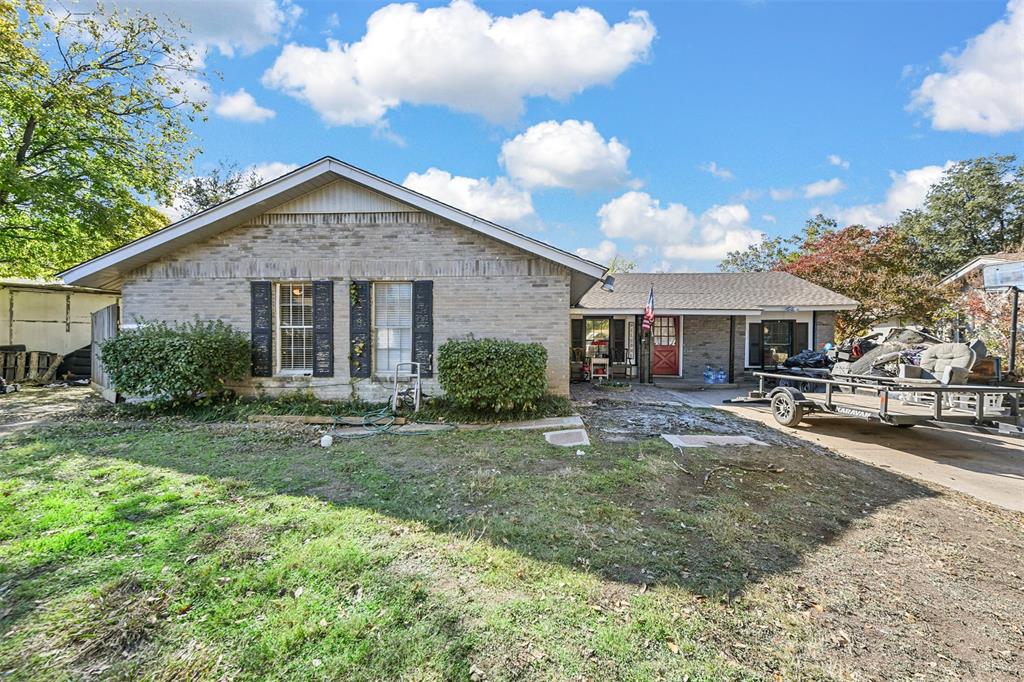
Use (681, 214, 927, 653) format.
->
(113, 0, 1023, 270)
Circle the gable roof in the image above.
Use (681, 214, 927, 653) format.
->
(939, 252, 1024, 286)
(58, 156, 607, 291)
(576, 272, 858, 313)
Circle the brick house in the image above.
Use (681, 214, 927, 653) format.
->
(572, 272, 856, 382)
(59, 156, 857, 398)
(58, 157, 607, 400)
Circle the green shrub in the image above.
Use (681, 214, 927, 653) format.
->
(101, 319, 250, 403)
(437, 338, 548, 413)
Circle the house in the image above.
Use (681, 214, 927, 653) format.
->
(58, 157, 607, 400)
(939, 252, 1024, 361)
(58, 156, 859, 399)
(0, 279, 120, 355)
(572, 272, 857, 382)
(939, 252, 1024, 290)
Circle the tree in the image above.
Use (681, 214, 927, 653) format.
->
(606, 255, 637, 274)
(719, 214, 837, 272)
(173, 162, 262, 218)
(896, 154, 1024, 278)
(780, 225, 950, 338)
(0, 0, 205, 277)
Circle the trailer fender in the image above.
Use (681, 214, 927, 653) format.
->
(768, 386, 806, 403)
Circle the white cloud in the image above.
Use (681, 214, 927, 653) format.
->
(597, 191, 762, 266)
(761, 214, 777, 224)
(576, 239, 618, 262)
(214, 88, 276, 122)
(403, 168, 535, 224)
(769, 187, 797, 201)
(910, 0, 1024, 134)
(700, 161, 734, 181)
(499, 120, 632, 190)
(248, 161, 299, 182)
(836, 162, 953, 227)
(111, 0, 301, 57)
(803, 177, 845, 199)
(262, 1, 655, 126)
(827, 154, 850, 169)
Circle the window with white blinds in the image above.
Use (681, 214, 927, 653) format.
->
(278, 282, 314, 372)
(373, 282, 412, 374)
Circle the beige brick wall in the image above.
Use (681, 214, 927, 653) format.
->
(681, 315, 736, 381)
(121, 212, 571, 400)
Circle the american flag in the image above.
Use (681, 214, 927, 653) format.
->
(642, 286, 654, 332)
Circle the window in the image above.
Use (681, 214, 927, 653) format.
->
(374, 282, 412, 373)
(653, 317, 677, 346)
(762, 320, 793, 367)
(585, 318, 609, 358)
(278, 282, 313, 372)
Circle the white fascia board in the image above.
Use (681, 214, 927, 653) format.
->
(60, 156, 609, 286)
(758, 304, 858, 312)
(938, 257, 1006, 286)
(571, 308, 760, 316)
(325, 160, 607, 279)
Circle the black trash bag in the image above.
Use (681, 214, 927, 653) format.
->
(782, 349, 831, 369)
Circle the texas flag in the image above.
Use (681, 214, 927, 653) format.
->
(642, 286, 654, 332)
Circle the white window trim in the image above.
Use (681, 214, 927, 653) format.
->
(372, 280, 414, 378)
(275, 280, 314, 376)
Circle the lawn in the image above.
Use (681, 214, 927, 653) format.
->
(1, 388, 1022, 680)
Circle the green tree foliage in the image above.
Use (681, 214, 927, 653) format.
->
(606, 255, 637, 274)
(101, 319, 250, 403)
(896, 155, 1024, 277)
(437, 338, 548, 413)
(174, 161, 262, 218)
(780, 226, 949, 338)
(719, 214, 837, 273)
(0, 0, 205, 277)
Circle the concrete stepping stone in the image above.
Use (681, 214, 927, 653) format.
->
(661, 434, 766, 448)
(544, 428, 591, 447)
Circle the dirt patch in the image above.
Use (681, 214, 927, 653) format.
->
(578, 397, 793, 445)
(758, 495, 1024, 680)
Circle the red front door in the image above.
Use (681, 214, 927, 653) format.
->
(652, 316, 679, 375)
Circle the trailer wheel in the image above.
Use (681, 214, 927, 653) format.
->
(771, 391, 805, 427)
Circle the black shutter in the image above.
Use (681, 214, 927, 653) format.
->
(251, 281, 273, 377)
(350, 280, 371, 378)
(412, 280, 434, 378)
(795, 322, 809, 354)
(312, 280, 334, 377)
(611, 319, 626, 363)
(748, 322, 762, 368)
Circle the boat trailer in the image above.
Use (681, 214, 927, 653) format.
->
(746, 371, 1024, 438)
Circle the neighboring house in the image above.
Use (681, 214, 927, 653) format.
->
(939, 252, 1024, 290)
(572, 272, 857, 382)
(939, 252, 1024, 360)
(58, 157, 607, 400)
(0, 279, 120, 355)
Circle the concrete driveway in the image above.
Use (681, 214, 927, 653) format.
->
(678, 387, 1024, 513)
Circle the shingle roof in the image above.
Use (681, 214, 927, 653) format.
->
(577, 272, 858, 311)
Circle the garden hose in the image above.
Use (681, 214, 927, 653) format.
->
(326, 405, 456, 439)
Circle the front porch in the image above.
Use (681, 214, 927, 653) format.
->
(570, 310, 836, 385)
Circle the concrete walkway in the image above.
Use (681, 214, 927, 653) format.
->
(675, 386, 1024, 513)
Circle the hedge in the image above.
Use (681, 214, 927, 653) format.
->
(437, 338, 548, 413)
(100, 319, 250, 403)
